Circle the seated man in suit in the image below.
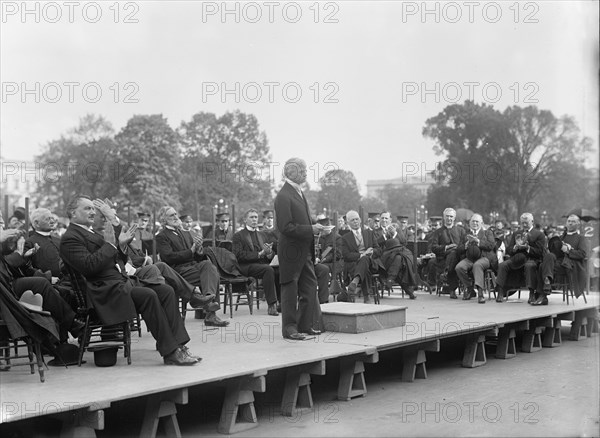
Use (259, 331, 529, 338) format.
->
(314, 213, 343, 304)
(341, 210, 383, 303)
(59, 196, 198, 365)
(536, 214, 587, 305)
(155, 206, 228, 327)
(205, 212, 234, 245)
(428, 208, 467, 299)
(376, 211, 417, 299)
(233, 208, 280, 316)
(130, 211, 155, 256)
(495, 212, 547, 303)
(24, 208, 65, 282)
(1, 210, 84, 343)
(455, 214, 497, 304)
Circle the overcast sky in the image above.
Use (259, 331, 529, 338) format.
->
(1, 1, 598, 195)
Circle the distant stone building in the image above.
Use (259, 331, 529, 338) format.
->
(366, 175, 435, 198)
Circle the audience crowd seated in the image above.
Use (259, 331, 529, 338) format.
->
(2, 192, 596, 370)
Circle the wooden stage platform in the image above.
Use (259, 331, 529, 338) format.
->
(1, 290, 598, 437)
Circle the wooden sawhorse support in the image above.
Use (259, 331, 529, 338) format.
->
(462, 333, 489, 368)
(57, 402, 110, 438)
(588, 310, 599, 336)
(139, 388, 188, 438)
(542, 316, 562, 348)
(569, 310, 590, 341)
(522, 317, 552, 353)
(337, 349, 379, 401)
(402, 340, 440, 380)
(217, 370, 267, 434)
(281, 360, 326, 417)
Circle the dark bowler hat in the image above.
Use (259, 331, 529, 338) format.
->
(397, 215, 409, 221)
(429, 216, 442, 222)
(48, 343, 85, 367)
(384, 238, 402, 251)
(179, 214, 193, 221)
(263, 210, 274, 218)
(88, 345, 120, 367)
(216, 212, 230, 220)
(13, 207, 26, 221)
(137, 211, 151, 219)
(368, 212, 380, 219)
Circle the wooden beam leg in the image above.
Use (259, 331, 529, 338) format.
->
(139, 389, 188, 438)
(522, 326, 544, 353)
(281, 361, 326, 417)
(462, 334, 487, 368)
(58, 403, 110, 438)
(569, 312, 589, 341)
(402, 349, 427, 381)
(496, 328, 517, 359)
(217, 372, 267, 434)
(337, 352, 379, 401)
(542, 318, 562, 348)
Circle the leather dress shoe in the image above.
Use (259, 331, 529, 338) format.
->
(69, 319, 86, 339)
(477, 287, 485, 304)
(204, 313, 230, 327)
(268, 304, 279, 316)
(531, 295, 549, 306)
(203, 302, 221, 313)
(543, 282, 552, 294)
(407, 290, 417, 300)
(306, 329, 322, 336)
(180, 345, 201, 362)
(528, 291, 535, 304)
(347, 281, 358, 299)
(164, 347, 198, 366)
(284, 333, 307, 340)
(463, 288, 473, 300)
(276, 303, 281, 313)
(449, 290, 458, 299)
(189, 293, 215, 309)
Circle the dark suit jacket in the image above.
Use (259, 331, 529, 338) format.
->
(465, 227, 498, 269)
(156, 227, 208, 268)
(232, 228, 273, 266)
(274, 182, 314, 284)
(505, 227, 546, 261)
(59, 224, 137, 325)
(25, 232, 64, 278)
(429, 225, 467, 261)
(341, 227, 384, 277)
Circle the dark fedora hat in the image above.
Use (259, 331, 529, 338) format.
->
(48, 343, 85, 367)
(384, 238, 402, 251)
(88, 345, 120, 367)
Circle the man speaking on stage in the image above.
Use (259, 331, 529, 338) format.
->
(274, 158, 331, 340)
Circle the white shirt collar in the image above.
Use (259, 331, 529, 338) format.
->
(73, 222, 94, 233)
(246, 225, 257, 232)
(285, 178, 303, 196)
(36, 230, 52, 236)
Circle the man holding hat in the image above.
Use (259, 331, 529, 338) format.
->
(495, 212, 546, 303)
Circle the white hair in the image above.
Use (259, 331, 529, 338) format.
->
(29, 208, 51, 229)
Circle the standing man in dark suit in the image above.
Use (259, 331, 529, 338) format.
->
(455, 213, 497, 303)
(232, 208, 280, 316)
(274, 158, 330, 340)
(341, 210, 383, 303)
(60, 196, 198, 365)
(495, 212, 547, 303)
(155, 206, 228, 327)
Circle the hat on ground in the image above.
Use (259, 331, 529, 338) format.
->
(48, 343, 84, 367)
(18, 290, 51, 316)
(88, 345, 120, 367)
